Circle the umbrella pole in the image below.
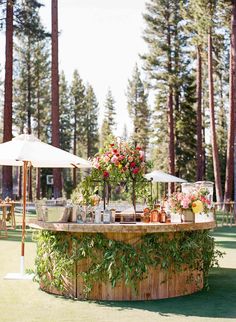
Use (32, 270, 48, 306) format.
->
(4, 160, 33, 280)
(20, 161, 28, 274)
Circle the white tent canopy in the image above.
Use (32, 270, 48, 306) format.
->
(0, 134, 91, 168)
(144, 170, 187, 183)
(0, 134, 91, 280)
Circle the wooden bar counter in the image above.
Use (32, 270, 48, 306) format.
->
(30, 220, 216, 301)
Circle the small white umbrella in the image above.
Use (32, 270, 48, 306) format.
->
(0, 134, 91, 279)
(144, 170, 187, 183)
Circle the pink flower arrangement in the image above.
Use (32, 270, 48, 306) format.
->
(169, 188, 211, 214)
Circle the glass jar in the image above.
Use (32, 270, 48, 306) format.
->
(195, 181, 214, 207)
(181, 182, 196, 194)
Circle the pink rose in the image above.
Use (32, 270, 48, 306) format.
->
(93, 158, 100, 169)
(111, 155, 118, 163)
(103, 155, 110, 163)
(139, 150, 144, 160)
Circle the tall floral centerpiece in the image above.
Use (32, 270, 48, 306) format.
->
(92, 138, 149, 216)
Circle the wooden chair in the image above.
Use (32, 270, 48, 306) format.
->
(6, 202, 16, 229)
(0, 205, 8, 238)
(214, 201, 234, 227)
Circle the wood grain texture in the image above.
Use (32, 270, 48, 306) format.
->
(37, 229, 207, 301)
(30, 220, 216, 233)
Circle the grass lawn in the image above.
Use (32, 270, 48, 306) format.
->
(0, 216, 235, 322)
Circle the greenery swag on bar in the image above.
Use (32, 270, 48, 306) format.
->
(32, 229, 223, 298)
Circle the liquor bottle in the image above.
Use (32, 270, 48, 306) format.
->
(160, 207, 166, 223)
(150, 209, 158, 222)
(103, 206, 111, 224)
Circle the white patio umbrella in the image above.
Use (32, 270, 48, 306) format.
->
(0, 134, 92, 280)
(144, 170, 187, 202)
(144, 170, 187, 183)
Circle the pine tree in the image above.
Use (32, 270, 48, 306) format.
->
(13, 0, 49, 200)
(225, 0, 236, 202)
(59, 71, 71, 151)
(213, 13, 230, 198)
(100, 88, 116, 145)
(84, 84, 99, 158)
(150, 93, 169, 171)
(207, 0, 223, 202)
(70, 69, 86, 187)
(33, 40, 51, 142)
(175, 75, 197, 181)
(59, 71, 72, 196)
(126, 64, 150, 152)
(142, 0, 196, 185)
(143, 0, 179, 187)
(100, 119, 111, 148)
(34, 40, 51, 199)
(183, 0, 208, 181)
(104, 88, 116, 133)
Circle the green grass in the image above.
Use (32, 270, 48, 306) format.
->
(0, 219, 235, 321)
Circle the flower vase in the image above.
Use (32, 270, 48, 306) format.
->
(182, 209, 195, 223)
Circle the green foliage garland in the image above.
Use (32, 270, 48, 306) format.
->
(33, 230, 223, 297)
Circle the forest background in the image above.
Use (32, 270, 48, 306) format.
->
(0, 0, 234, 203)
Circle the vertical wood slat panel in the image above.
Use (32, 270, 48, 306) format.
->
(40, 231, 204, 301)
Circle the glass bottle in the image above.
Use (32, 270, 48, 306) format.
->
(76, 206, 84, 224)
(94, 205, 102, 224)
(160, 207, 166, 223)
(103, 206, 111, 224)
(110, 208, 116, 223)
(151, 209, 158, 222)
(166, 210, 171, 223)
(86, 205, 94, 223)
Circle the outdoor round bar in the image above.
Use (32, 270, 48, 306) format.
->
(30, 220, 216, 301)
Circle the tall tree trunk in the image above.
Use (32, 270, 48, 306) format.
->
(168, 87, 175, 193)
(73, 112, 77, 187)
(167, 19, 175, 193)
(27, 40, 33, 201)
(36, 86, 41, 199)
(196, 45, 204, 181)
(51, 0, 62, 198)
(87, 109, 91, 158)
(208, 27, 223, 202)
(225, 1, 236, 203)
(2, 0, 13, 198)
